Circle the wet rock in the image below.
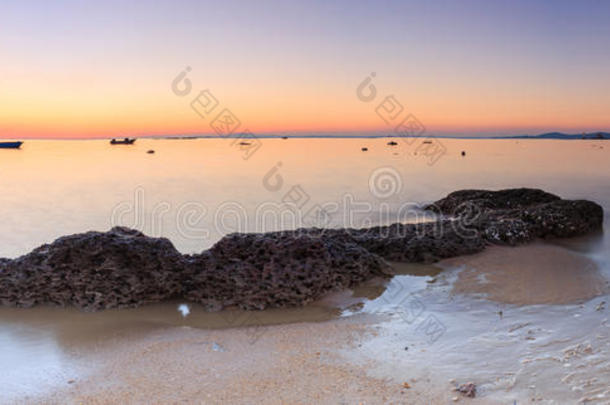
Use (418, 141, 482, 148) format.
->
(185, 231, 392, 310)
(323, 221, 486, 263)
(0, 227, 185, 310)
(521, 199, 603, 239)
(426, 188, 603, 245)
(0, 188, 603, 311)
(427, 188, 560, 213)
(455, 382, 476, 397)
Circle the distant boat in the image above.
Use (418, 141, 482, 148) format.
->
(110, 138, 136, 145)
(0, 141, 23, 149)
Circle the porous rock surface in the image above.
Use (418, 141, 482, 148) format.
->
(185, 231, 392, 310)
(0, 227, 185, 310)
(426, 188, 603, 245)
(0, 188, 603, 311)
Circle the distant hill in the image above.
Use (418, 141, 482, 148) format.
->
(508, 132, 609, 140)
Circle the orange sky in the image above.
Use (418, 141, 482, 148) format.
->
(1, 1, 609, 139)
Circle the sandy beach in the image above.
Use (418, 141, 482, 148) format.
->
(447, 243, 609, 305)
(4, 242, 606, 405)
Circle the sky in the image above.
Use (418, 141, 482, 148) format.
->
(1, 0, 609, 139)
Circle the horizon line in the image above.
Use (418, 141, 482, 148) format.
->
(2, 130, 609, 141)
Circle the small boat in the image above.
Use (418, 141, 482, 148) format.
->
(110, 138, 136, 145)
(0, 141, 23, 149)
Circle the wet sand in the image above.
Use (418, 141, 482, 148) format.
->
(3, 243, 609, 404)
(22, 316, 459, 405)
(445, 243, 608, 305)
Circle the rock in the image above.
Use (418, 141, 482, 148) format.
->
(427, 188, 560, 213)
(185, 231, 392, 310)
(456, 382, 476, 397)
(461, 151, 466, 156)
(322, 221, 486, 263)
(387, 141, 398, 146)
(147, 150, 155, 154)
(0, 227, 185, 310)
(361, 147, 368, 151)
(425, 188, 603, 245)
(0, 188, 603, 311)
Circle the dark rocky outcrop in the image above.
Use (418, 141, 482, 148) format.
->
(0, 227, 186, 310)
(185, 232, 391, 310)
(320, 222, 486, 263)
(426, 188, 603, 245)
(0, 188, 603, 311)
(426, 188, 561, 213)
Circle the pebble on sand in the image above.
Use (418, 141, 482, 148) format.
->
(455, 382, 476, 398)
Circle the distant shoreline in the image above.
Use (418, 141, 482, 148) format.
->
(3, 132, 609, 141)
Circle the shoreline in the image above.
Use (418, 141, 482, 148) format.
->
(0, 188, 603, 312)
(5, 242, 608, 404)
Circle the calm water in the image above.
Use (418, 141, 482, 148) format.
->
(1, 138, 608, 257)
(1, 138, 609, 403)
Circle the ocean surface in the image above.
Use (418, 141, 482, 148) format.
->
(1, 137, 608, 257)
(1, 138, 609, 403)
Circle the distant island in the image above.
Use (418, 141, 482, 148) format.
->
(506, 132, 609, 140)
